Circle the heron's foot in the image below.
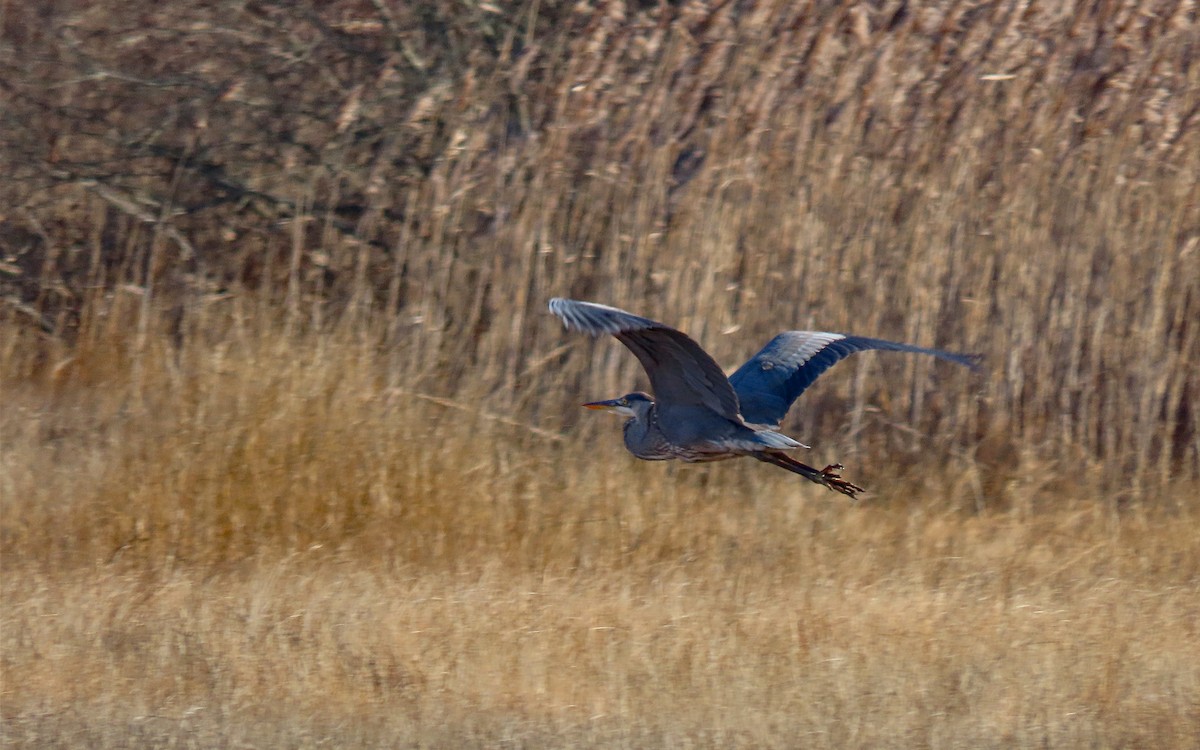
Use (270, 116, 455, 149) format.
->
(817, 464, 865, 499)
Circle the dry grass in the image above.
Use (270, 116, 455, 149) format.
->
(2, 308, 1199, 747)
(3, 0, 1200, 746)
(5, 550, 1199, 747)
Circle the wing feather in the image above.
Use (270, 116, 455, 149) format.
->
(730, 332, 981, 428)
(548, 298, 742, 421)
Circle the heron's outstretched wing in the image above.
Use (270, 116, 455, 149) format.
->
(548, 298, 742, 421)
(729, 332, 981, 428)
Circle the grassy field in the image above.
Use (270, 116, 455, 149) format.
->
(2, 314, 1198, 747)
(3, 0, 1199, 746)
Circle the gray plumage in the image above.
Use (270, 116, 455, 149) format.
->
(549, 298, 980, 498)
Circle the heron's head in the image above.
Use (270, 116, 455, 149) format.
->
(582, 391, 654, 419)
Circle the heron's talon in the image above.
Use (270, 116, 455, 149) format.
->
(817, 464, 865, 499)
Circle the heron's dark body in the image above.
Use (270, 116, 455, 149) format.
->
(622, 396, 792, 463)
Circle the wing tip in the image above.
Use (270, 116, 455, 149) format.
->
(547, 298, 658, 336)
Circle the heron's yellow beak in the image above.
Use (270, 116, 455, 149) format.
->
(582, 398, 637, 417)
(583, 400, 619, 410)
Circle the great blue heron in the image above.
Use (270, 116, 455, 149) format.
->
(549, 298, 980, 498)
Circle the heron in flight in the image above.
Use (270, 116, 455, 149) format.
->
(549, 298, 980, 498)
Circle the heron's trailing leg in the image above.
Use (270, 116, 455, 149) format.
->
(753, 451, 865, 499)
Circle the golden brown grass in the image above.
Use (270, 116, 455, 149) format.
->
(3, 307, 1198, 747)
(3, 0, 1199, 746)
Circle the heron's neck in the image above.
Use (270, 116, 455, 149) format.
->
(622, 403, 660, 452)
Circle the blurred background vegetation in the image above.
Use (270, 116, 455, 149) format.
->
(3, 0, 1196, 493)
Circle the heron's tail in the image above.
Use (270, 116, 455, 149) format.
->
(751, 429, 809, 451)
(752, 451, 865, 499)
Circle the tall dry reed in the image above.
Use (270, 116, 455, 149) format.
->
(4, 0, 1197, 489)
